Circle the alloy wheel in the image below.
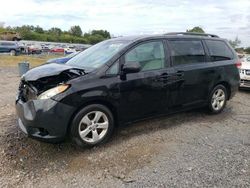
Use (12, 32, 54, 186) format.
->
(211, 88, 226, 111)
(78, 111, 109, 143)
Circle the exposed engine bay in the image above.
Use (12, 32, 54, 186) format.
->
(18, 67, 86, 102)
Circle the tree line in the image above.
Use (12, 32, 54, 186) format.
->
(1, 25, 250, 53)
(0, 25, 111, 44)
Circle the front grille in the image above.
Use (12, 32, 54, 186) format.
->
(18, 81, 37, 102)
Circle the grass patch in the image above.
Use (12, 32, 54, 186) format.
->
(0, 54, 63, 68)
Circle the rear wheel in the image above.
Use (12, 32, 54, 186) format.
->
(208, 85, 228, 114)
(70, 104, 114, 147)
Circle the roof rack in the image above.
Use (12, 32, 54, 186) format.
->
(165, 32, 219, 38)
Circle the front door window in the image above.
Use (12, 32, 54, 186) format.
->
(124, 41, 165, 72)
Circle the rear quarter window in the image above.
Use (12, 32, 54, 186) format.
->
(205, 40, 234, 61)
(168, 40, 205, 66)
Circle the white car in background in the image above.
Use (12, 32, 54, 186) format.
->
(64, 46, 76, 54)
(239, 56, 250, 88)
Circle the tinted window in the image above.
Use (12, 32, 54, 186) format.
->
(125, 41, 165, 72)
(169, 40, 205, 66)
(206, 40, 234, 61)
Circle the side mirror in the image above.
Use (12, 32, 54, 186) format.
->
(122, 61, 141, 74)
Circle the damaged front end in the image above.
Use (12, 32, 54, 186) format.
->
(18, 63, 86, 102)
(15, 63, 86, 142)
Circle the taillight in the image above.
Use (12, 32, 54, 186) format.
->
(235, 60, 242, 69)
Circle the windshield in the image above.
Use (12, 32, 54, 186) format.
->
(66, 40, 129, 70)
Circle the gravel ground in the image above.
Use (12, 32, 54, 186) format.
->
(0, 67, 249, 188)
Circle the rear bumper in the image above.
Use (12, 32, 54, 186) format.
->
(16, 98, 76, 143)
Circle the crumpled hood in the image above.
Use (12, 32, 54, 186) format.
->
(47, 57, 70, 64)
(22, 63, 84, 81)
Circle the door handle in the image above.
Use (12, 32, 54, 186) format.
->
(155, 73, 169, 81)
(176, 71, 184, 77)
(159, 73, 169, 79)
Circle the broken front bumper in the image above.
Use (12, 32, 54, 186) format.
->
(15, 98, 76, 143)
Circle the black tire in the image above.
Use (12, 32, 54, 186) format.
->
(208, 84, 228, 114)
(70, 104, 114, 147)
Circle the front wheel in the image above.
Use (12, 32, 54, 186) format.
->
(70, 104, 114, 147)
(208, 85, 228, 114)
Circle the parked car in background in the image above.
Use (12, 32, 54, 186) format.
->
(0, 31, 21, 41)
(239, 56, 250, 88)
(75, 46, 88, 52)
(237, 53, 245, 59)
(64, 46, 76, 54)
(46, 51, 80, 64)
(27, 45, 42, 54)
(0, 41, 20, 55)
(16, 33, 240, 147)
(50, 47, 64, 53)
(18, 42, 28, 54)
(41, 45, 50, 53)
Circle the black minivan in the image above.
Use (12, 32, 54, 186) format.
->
(16, 33, 240, 147)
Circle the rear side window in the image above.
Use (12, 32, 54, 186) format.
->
(169, 40, 205, 66)
(205, 40, 234, 61)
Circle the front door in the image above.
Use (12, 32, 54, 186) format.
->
(118, 40, 171, 122)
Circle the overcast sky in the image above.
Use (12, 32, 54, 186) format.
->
(0, 0, 250, 46)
